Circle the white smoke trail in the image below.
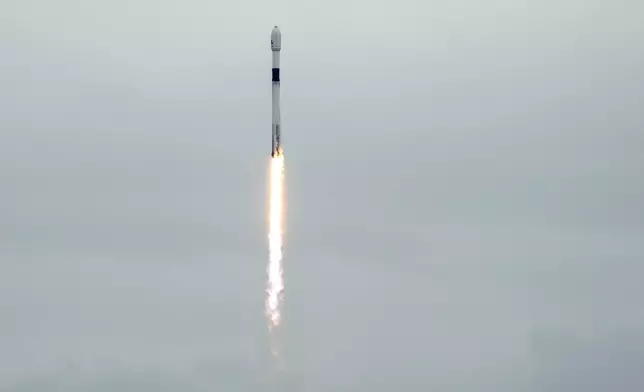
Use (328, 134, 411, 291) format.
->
(266, 153, 285, 355)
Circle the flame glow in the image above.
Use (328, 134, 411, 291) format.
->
(266, 151, 285, 331)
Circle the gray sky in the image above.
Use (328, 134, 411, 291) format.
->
(1, 0, 643, 390)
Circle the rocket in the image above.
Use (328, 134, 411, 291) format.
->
(271, 26, 282, 157)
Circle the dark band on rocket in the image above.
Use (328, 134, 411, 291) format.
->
(272, 68, 280, 82)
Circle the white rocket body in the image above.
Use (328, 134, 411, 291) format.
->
(271, 26, 282, 157)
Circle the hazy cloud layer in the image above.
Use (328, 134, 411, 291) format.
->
(1, 0, 643, 390)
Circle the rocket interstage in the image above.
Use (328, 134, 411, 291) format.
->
(271, 25, 282, 157)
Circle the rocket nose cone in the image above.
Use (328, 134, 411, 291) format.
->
(271, 26, 281, 51)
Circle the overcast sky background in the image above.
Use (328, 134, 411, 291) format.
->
(1, 0, 643, 390)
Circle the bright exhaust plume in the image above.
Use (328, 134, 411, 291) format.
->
(266, 152, 285, 331)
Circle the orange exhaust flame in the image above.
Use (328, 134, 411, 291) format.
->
(266, 152, 285, 331)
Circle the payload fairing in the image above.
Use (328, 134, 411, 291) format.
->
(271, 26, 282, 157)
